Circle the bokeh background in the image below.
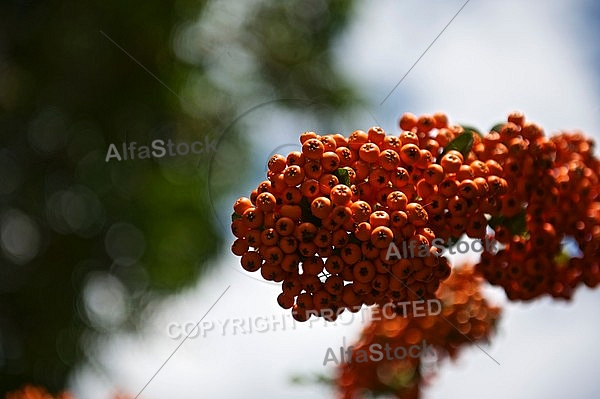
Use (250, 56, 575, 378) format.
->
(1, 0, 599, 398)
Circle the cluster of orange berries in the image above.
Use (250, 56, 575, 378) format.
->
(335, 266, 501, 399)
(473, 113, 600, 300)
(397, 114, 509, 243)
(231, 110, 599, 317)
(231, 113, 511, 321)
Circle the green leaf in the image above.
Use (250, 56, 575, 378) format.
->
(440, 131, 474, 159)
(231, 212, 242, 221)
(489, 210, 527, 236)
(299, 197, 322, 227)
(553, 250, 570, 267)
(333, 167, 351, 187)
(461, 125, 483, 138)
(490, 122, 504, 133)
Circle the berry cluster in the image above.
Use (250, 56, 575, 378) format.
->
(474, 113, 600, 300)
(231, 113, 510, 321)
(231, 111, 599, 318)
(398, 113, 509, 243)
(335, 266, 501, 399)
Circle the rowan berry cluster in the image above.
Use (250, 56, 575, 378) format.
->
(335, 266, 501, 399)
(473, 113, 600, 300)
(231, 110, 599, 319)
(397, 113, 509, 243)
(231, 112, 512, 321)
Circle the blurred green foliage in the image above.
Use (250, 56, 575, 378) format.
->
(0, 0, 359, 394)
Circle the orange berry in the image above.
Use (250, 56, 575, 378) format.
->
(231, 238, 249, 256)
(280, 236, 298, 254)
(359, 142, 381, 163)
(507, 111, 525, 126)
(424, 164, 444, 185)
(302, 138, 325, 160)
(457, 179, 478, 199)
(353, 260, 376, 283)
(369, 210, 390, 228)
(348, 129, 368, 151)
(281, 186, 302, 204)
(440, 152, 463, 173)
(277, 292, 295, 309)
(332, 228, 350, 247)
(241, 251, 262, 272)
(260, 228, 279, 246)
(399, 112, 418, 131)
(233, 197, 253, 216)
(335, 146, 356, 167)
(416, 179, 436, 198)
(415, 149, 433, 169)
(456, 164, 474, 181)
(325, 255, 345, 274)
(439, 178, 458, 197)
(341, 284, 362, 307)
(311, 196, 333, 219)
(406, 203, 428, 226)
(303, 159, 323, 179)
(300, 178, 320, 199)
(433, 112, 448, 129)
(330, 184, 353, 206)
(379, 149, 400, 171)
(400, 144, 421, 165)
(354, 221, 372, 241)
(302, 256, 325, 275)
(242, 207, 264, 229)
(262, 246, 283, 266)
(332, 133, 348, 148)
(231, 219, 247, 238)
(422, 138, 440, 156)
(255, 192, 277, 212)
(283, 165, 305, 186)
(246, 229, 262, 247)
(275, 216, 295, 237)
(313, 228, 332, 247)
(257, 180, 271, 193)
(386, 191, 408, 211)
(268, 154, 287, 173)
(319, 173, 339, 195)
(367, 126, 386, 145)
(269, 173, 287, 193)
(340, 243, 361, 265)
(298, 242, 317, 257)
(416, 114, 435, 133)
(300, 131, 318, 144)
(390, 167, 410, 188)
(286, 151, 304, 167)
(280, 204, 302, 222)
(324, 275, 344, 295)
(447, 195, 468, 216)
(351, 200, 372, 223)
(295, 222, 318, 242)
(390, 210, 408, 228)
(322, 151, 340, 172)
(370, 226, 394, 248)
(400, 130, 420, 146)
(319, 135, 337, 152)
(368, 168, 388, 190)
